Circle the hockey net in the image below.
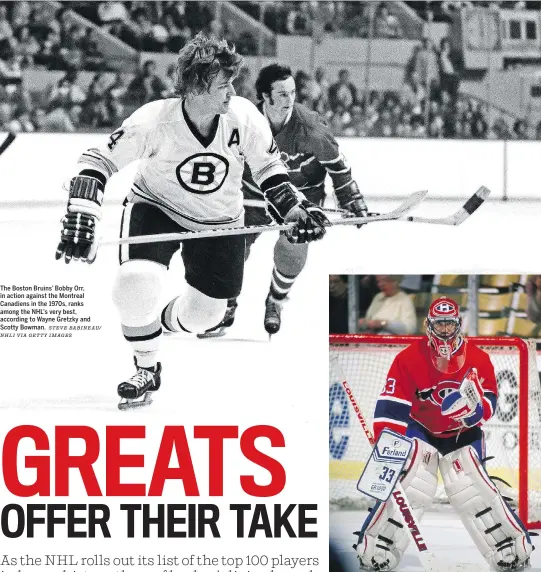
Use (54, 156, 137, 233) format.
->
(329, 334, 541, 529)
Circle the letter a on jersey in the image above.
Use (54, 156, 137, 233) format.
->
(228, 129, 240, 147)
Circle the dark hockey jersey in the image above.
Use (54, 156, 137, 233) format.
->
(242, 102, 355, 204)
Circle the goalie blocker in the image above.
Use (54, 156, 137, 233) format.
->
(355, 297, 534, 571)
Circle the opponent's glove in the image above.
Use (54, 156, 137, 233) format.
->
(334, 181, 368, 227)
(264, 181, 329, 244)
(55, 175, 104, 264)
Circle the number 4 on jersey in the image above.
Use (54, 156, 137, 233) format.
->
(108, 129, 125, 150)
(357, 429, 413, 502)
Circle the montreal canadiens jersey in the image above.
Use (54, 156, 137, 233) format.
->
(242, 102, 355, 203)
(373, 339, 498, 439)
(77, 96, 287, 231)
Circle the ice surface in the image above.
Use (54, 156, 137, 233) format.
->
(331, 506, 541, 571)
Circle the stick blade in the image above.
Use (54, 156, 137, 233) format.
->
(401, 186, 491, 226)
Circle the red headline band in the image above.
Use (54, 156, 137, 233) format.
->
(1, 425, 286, 497)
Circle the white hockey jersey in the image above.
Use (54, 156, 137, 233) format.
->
(77, 96, 287, 231)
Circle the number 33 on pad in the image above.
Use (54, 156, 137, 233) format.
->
(357, 429, 413, 502)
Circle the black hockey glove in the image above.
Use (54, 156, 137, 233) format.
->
(335, 181, 368, 228)
(264, 181, 329, 244)
(55, 175, 104, 264)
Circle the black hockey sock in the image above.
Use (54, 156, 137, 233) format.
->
(269, 266, 297, 301)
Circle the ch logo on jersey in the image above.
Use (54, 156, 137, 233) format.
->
(176, 153, 229, 194)
(416, 379, 461, 407)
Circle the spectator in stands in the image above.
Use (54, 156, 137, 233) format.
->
(127, 59, 167, 105)
(97, 1, 130, 33)
(0, 82, 31, 115)
(106, 71, 130, 119)
(329, 275, 349, 334)
(8, 108, 34, 132)
(358, 275, 416, 335)
(236, 31, 257, 55)
(80, 29, 106, 71)
(513, 119, 528, 139)
(28, 3, 56, 43)
(311, 67, 329, 114)
(58, 24, 86, 71)
(34, 29, 62, 69)
(0, 50, 22, 86)
(417, 38, 440, 99)
(163, 13, 190, 52)
(233, 66, 256, 104)
(11, 1, 32, 32)
(130, 9, 156, 51)
(329, 69, 357, 114)
(373, 2, 403, 38)
(14, 26, 40, 67)
(526, 276, 541, 324)
(0, 5, 14, 55)
(438, 37, 460, 100)
(489, 115, 512, 139)
(295, 69, 314, 107)
(286, 2, 312, 35)
(40, 103, 82, 132)
(46, 73, 86, 111)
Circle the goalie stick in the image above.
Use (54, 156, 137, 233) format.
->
(101, 190, 427, 246)
(331, 357, 485, 572)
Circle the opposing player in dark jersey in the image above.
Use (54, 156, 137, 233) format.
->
(55, 35, 328, 408)
(355, 297, 533, 572)
(202, 64, 367, 338)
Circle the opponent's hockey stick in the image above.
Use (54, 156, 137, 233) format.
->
(399, 186, 490, 226)
(101, 190, 427, 246)
(331, 357, 482, 572)
(246, 186, 490, 226)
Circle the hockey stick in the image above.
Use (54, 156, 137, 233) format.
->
(399, 186, 490, 226)
(101, 190, 427, 246)
(331, 357, 481, 572)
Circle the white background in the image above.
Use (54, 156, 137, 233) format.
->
(1, 132, 541, 571)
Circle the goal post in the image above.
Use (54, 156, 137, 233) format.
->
(329, 334, 541, 529)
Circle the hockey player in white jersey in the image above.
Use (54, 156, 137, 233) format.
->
(55, 34, 328, 409)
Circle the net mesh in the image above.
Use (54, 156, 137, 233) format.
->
(329, 335, 541, 528)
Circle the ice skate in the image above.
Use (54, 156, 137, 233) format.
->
(118, 360, 162, 410)
(197, 300, 238, 339)
(264, 295, 282, 337)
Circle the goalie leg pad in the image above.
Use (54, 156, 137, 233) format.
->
(163, 285, 227, 334)
(355, 438, 439, 571)
(441, 445, 532, 571)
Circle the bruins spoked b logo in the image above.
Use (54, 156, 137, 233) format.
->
(176, 153, 229, 194)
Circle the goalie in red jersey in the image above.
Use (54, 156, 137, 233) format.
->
(355, 297, 533, 572)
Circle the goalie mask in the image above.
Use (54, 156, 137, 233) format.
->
(426, 296, 466, 373)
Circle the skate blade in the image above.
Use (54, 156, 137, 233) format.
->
(118, 392, 153, 411)
(196, 327, 227, 339)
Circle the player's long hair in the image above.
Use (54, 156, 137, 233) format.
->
(174, 33, 243, 97)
